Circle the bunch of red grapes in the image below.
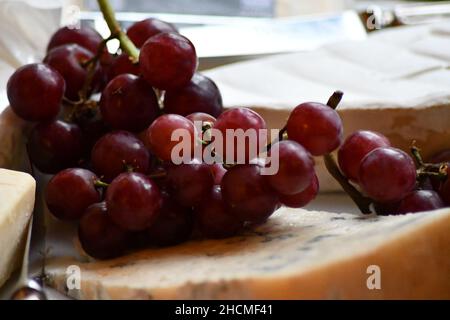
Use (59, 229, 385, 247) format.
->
(6, 17, 449, 260)
(6, 19, 336, 259)
(337, 131, 450, 214)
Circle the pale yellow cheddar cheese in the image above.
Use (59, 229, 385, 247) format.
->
(46, 207, 450, 299)
(0, 169, 35, 287)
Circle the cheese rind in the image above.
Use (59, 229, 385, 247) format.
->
(0, 169, 35, 287)
(46, 207, 450, 299)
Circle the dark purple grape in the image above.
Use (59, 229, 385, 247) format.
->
(46, 168, 101, 220)
(213, 108, 267, 163)
(7, 63, 64, 122)
(287, 102, 343, 156)
(338, 130, 391, 182)
(145, 196, 194, 246)
(210, 163, 227, 185)
(28, 120, 84, 174)
(47, 26, 103, 55)
(266, 140, 314, 195)
(147, 114, 196, 162)
(106, 53, 140, 82)
(139, 32, 197, 90)
(221, 164, 279, 223)
(164, 73, 223, 117)
(44, 44, 102, 101)
(440, 176, 450, 205)
(106, 172, 163, 231)
(166, 160, 214, 207)
(127, 18, 178, 48)
(91, 131, 150, 182)
(397, 190, 445, 214)
(195, 186, 243, 239)
(100, 74, 159, 132)
(280, 174, 319, 208)
(358, 147, 417, 203)
(428, 150, 450, 191)
(78, 202, 129, 259)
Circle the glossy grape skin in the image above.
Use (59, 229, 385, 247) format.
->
(44, 44, 102, 101)
(78, 202, 129, 259)
(195, 186, 244, 239)
(106, 172, 163, 231)
(145, 196, 194, 246)
(47, 26, 103, 55)
(210, 163, 227, 185)
(91, 131, 150, 182)
(28, 120, 84, 174)
(164, 74, 223, 117)
(213, 108, 267, 163)
(221, 165, 279, 223)
(166, 161, 214, 207)
(287, 102, 343, 156)
(106, 53, 140, 82)
(338, 130, 391, 182)
(100, 74, 160, 132)
(147, 114, 196, 162)
(46, 168, 101, 220)
(280, 174, 319, 208)
(139, 32, 197, 90)
(186, 112, 217, 125)
(397, 190, 445, 214)
(126, 18, 178, 48)
(358, 147, 417, 203)
(266, 141, 314, 195)
(7, 63, 64, 122)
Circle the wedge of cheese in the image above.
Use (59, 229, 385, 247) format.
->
(46, 207, 450, 299)
(0, 169, 35, 288)
(204, 22, 450, 191)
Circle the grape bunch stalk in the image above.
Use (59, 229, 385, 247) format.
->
(6, 0, 449, 260)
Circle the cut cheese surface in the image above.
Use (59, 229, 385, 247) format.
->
(0, 169, 35, 287)
(46, 207, 450, 300)
(204, 22, 450, 191)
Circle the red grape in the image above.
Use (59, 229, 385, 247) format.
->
(106, 53, 140, 82)
(166, 160, 214, 207)
(144, 196, 194, 246)
(358, 147, 417, 202)
(338, 130, 391, 182)
(100, 74, 159, 132)
(280, 174, 319, 208)
(397, 190, 445, 214)
(213, 108, 267, 163)
(210, 163, 227, 185)
(266, 140, 314, 195)
(78, 202, 129, 259)
(91, 131, 150, 182)
(147, 114, 196, 162)
(164, 73, 223, 117)
(47, 26, 103, 55)
(28, 120, 84, 174)
(287, 102, 343, 156)
(126, 18, 178, 48)
(46, 168, 101, 220)
(106, 172, 163, 231)
(186, 112, 216, 125)
(7, 63, 64, 122)
(44, 44, 102, 101)
(139, 32, 197, 90)
(221, 164, 279, 223)
(195, 186, 243, 239)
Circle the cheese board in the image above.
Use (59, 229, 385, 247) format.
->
(0, 0, 449, 300)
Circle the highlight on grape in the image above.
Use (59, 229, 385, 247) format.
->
(170, 121, 280, 176)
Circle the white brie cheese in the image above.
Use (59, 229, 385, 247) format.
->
(0, 169, 35, 287)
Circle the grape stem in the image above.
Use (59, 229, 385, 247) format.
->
(94, 180, 110, 188)
(97, 0, 140, 62)
(411, 146, 448, 181)
(323, 91, 373, 214)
